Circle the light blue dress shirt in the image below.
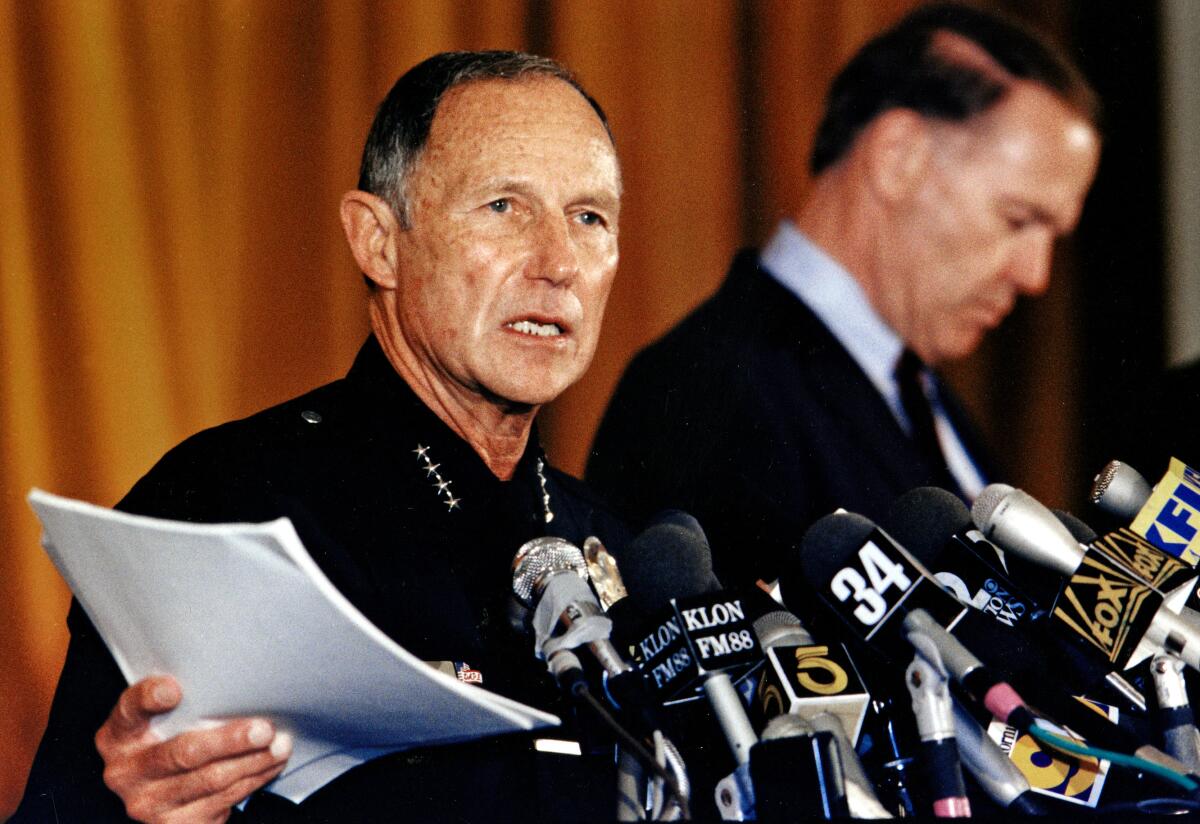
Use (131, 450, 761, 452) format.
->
(760, 220, 986, 498)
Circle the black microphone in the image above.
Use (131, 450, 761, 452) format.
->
(884, 487, 1047, 626)
(1054, 508, 1098, 543)
(788, 511, 966, 654)
(614, 515, 761, 769)
(790, 511, 1174, 773)
(749, 602, 892, 817)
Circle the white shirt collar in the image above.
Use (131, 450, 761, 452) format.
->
(759, 220, 985, 497)
(760, 220, 905, 423)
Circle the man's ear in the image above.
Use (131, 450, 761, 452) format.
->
(340, 190, 401, 289)
(859, 108, 931, 204)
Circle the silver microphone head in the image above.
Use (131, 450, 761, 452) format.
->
(971, 483, 1083, 578)
(1091, 460, 1153, 520)
(512, 536, 588, 606)
(761, 713, 814, 741)
(753, 609, 814, 648)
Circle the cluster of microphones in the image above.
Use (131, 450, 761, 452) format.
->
(509, 456, 1200, 819)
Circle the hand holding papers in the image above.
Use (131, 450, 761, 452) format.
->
(29, 490, 559, 802)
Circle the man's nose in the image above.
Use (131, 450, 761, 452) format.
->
(1008, 231, 1054, 296)
(531, 215, 579, 285)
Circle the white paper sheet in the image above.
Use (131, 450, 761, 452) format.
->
(28, 489, 559, 802)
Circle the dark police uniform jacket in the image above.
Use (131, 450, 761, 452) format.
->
(17, 336, 629, 823)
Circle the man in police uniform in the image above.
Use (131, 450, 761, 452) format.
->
(18, 51, 626, 822)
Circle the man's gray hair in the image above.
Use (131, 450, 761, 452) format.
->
(358, 50, 612, 227)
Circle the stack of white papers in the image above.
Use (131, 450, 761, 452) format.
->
(29, 489, 559, 802)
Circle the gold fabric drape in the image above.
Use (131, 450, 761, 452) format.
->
(2, 1, 1095, 812)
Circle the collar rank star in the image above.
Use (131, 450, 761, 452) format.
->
(413, 444, 557, 522)
(414, 444, 460, 512)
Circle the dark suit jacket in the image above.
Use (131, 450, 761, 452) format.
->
(588, 250, 994, 597)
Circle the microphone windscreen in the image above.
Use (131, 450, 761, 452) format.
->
(883, 487, 971, 565)
(1052, 509, 1098, 544)
(971, 483, 1015, 529)
(791, 511, 876, 595)
(616, 509, 721, 609)
(1091, 460, 1152, 519)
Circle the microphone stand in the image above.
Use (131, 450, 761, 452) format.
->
(905, 640, 970, 818)
(1152, 652, 1200, 772)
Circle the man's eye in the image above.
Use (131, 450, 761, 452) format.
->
(577, 211, 603, 227)
(488, 199, 510, 213)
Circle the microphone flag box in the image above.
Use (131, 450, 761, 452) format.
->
(1085, 527, 1199, 613)
(820, 527, 966, 658)
(986, 699, 1115, 808)
(1052, 550, 1163, 671)
(632, 587, 762, 702)
(931, 530, 1047, 627)
(1131, 458, 1200, 565)
(751, 641, 870, 744)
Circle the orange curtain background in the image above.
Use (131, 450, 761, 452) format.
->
(1, 1, 1102, 812)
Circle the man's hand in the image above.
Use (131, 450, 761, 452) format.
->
(95, 675, 292, 823)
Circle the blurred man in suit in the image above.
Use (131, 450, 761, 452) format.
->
(588, 3, 1101, 588)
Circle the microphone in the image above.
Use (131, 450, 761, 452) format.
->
(791, 510, 1170, 771)
(751, 609, 870, 746)
(1093, 460, 1153, 520)
(749, 606, 891, 818)
(747, 715, 848, 821)
(512, 535, 692, 820)
(883, 487, 1047, 627)
(1053, 508, 1098, 543)
(1151, 653, 1200, 772)
(902, 621, 971, 818)
(788, 511, 967, 653)
(951, 699, 1046, 815)
(512, 536, 630, 683)
(972, 484, 1200, 673)
(614, 515, 761, 769)
(1099, 458, 1200, 565)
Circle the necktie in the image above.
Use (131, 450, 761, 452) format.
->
(895, 349, 958, 492)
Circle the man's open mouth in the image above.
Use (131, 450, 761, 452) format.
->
(506, 320, 564, 337)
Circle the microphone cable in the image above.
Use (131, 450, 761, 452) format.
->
(552, 650, 691, 819)
(1027, 722, 1199, 793)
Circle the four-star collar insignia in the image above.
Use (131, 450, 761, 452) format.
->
(415, 444, 459, 511)
(412, 443, 554, 521)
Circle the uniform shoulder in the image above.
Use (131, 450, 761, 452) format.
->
(117, 378, 353, 520)
(171, 379, 349, 461)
